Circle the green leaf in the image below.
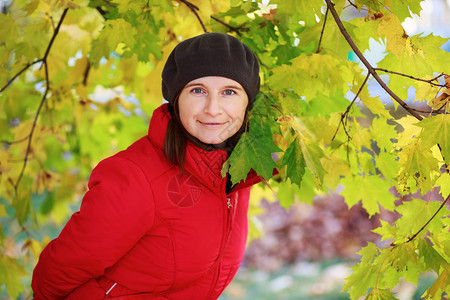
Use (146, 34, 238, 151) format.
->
(274, 173, 316, 208)
(0, 14, 19, 47)
(395, 198, 447, 239)
(435, 173, 450, 199)
(270, 53, 353, 102)
(416, 238, 446, 273)
(227, 123, 280, 184)
(13, 188, 32, 226)
(372, 219, 397, 241)
(371, 117, 397, 151)
(298, 138, 326, 189)
(387, 0, 423, 22)
(388, 243, 418, 271)
(411, 34, 450, 74)
(366, 288, 398, 300)
(341, 175, 396, 216)
(132, 32, 162, 61)
(281, 138, 306, 186)
(343, 263, 379, 300)
(416, 114, 450, 164)
(271, 0, 323, 26)
(375, 150, 400, 180)
(90, 19, 138, 67)
(397, 139, 440, 193)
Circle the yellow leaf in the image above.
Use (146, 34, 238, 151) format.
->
(376, 14, 420, 57)
(395, 115, 423, 148)
(415, 76, 440, 103)
(0, 255, 28, 299)
(435, 173, 450, 199)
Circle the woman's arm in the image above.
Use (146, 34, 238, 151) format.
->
(31, 156, 155, 299)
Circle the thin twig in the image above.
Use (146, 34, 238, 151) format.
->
(374, 69, 447, 88)
(316, 7, 329, 53)
(12, 9, 69, 191)
(14, 63, 50, 191)
(347, 1, 358, 9)
(211, 16, 242, 36)
(83, 60, 91, 86)
(0, 60, 42, 93)
(324, 0, 423, 121)
(41, 9, 69, 67)
(410, 107, 445, 114)
(406, 195, 449, 243)
(374, 248, 393, 291)
(332, 73, 370, 141)
(178, 0, 207, 33)
(0, 135, 30, 146)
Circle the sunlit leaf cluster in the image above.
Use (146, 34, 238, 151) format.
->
(0, 0, 449, 298)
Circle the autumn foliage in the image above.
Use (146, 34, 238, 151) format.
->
(0, 0, 449, 299)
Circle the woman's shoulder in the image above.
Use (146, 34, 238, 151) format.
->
(112, 135, 173, 183)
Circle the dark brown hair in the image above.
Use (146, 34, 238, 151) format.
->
(164, 99, 188, 170)
(164, 97, 249, 171)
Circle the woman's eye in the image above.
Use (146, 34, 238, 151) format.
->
(191, 88, 204, 94)
(223, 90, 235, 96)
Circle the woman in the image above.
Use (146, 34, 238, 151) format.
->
(32, 32, 265, 299)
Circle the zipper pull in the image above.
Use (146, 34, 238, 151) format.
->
(227, 197, 232, 209)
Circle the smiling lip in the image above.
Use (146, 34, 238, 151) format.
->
(198, 121, 228, 129)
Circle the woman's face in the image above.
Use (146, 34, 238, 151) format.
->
(178, 76, 249, 145)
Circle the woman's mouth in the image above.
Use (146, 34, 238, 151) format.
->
(198, 121, 228, 129)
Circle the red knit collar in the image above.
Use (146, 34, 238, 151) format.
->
(148, 104, 227, 190)
(148, 103, 262, 193)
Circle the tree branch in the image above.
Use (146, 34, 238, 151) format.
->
(178, 0, 207, 33)
(9, 9, 69, 192)
(1, 8, 68, 94)
(14, 62, 50, 191)
(42, 9, 69, 63)
(83, 60, 91, 86)
(0, 135, 30, 147)
(211, 16, 243, 37)
(0, 60, 42, 93)
(406, 195, 449, 243)
(324, 0, 423, 121)
(316, 7, 329, 53)
(347, 1, 358, 9)
(374, 69, 447, 88)
(332, 73, 370, 141)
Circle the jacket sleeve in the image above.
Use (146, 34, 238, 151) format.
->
(31, 156, 155, 299)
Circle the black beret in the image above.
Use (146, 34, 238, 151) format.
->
(162, 32, 260, 107)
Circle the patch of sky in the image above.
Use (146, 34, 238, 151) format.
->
(34, 81, 46, 95)
(68, 50, 83, 67)
(89, 85, 146, 117)
(402, 0, 450, 52)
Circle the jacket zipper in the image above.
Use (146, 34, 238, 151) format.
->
(207, 193, 235, 297)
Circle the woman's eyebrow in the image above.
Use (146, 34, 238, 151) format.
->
(224, 85, 244, 91)
(185, 82, 206, 88)
(184, 83, 244, 91)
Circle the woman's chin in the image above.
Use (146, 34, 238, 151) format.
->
(199, 137, 225, 145)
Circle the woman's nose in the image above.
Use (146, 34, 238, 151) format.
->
(204, 94, 222, 116)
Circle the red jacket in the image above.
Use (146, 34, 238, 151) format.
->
(32, 104, 261, 299)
